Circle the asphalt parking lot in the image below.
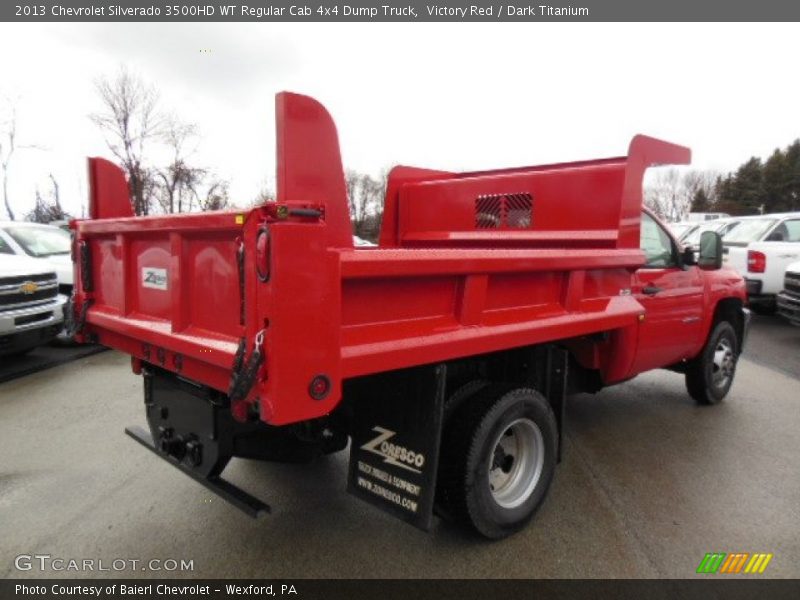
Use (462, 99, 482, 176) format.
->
(1, 314, 798, 579)
(0, 343, 106, 384)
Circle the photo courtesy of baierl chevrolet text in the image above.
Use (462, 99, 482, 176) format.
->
(1, 2, 799, 599)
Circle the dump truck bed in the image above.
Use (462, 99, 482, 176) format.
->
(72, 92, 690, 426)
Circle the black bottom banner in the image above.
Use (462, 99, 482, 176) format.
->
(3, 579, 800, 600)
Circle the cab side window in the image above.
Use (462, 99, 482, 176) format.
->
(640, 212, 676, 268)
(779, 219, 800, 242)
(0, 235, 14, 254)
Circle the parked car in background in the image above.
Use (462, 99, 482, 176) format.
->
(0, 221, 73, 296)
(668, 221, 697, 239)
(687, 212, 730, 222)
(1, 222, 75, 342)
(48, 219, 71, 232)
(0, 251, 67, 357)
(723, 213, 800, 313)
(680, 218, 741, 251)
(777, 261, 800, 326)
(352, 235, 377, 247)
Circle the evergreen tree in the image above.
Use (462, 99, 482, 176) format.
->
(784, 140, 800, 211)
(713, 140, 800, 215)
(715, 158, 763, 215)
(763, 148, 788, 213)
(691, 188, 711, 212)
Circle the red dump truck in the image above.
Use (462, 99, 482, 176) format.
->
(70, 93, 749, 539)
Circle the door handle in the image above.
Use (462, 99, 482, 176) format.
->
(642, 285, 662, 296)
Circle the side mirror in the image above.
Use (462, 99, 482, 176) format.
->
(681, 245, 696, 266)
(698, 231, 723, 270)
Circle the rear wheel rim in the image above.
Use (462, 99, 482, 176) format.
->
(711, 336, 735, 389)
(487, 418, 544, 509)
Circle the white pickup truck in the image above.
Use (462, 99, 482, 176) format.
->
(723, 212, 800, 313)
(0, 253, 67, 356)
(777, 261, 800, 326)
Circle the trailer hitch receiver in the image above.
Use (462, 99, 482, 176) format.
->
(125, 368, 271, 518)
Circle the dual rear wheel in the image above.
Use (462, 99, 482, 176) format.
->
(434, 319, 742, 538)
(436, 384, 558, 539)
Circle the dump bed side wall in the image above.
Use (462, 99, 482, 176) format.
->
(397, 163, 626, 247)
(336, 248, 645, 381)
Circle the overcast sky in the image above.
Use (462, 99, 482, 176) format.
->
(0, 22, 798, 219)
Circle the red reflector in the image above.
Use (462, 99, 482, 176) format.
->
(256, 228, 271, 282)
(309, 375, 331, 400)
(747, 250, 766, 273)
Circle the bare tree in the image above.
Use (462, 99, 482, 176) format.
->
(345, 168, 360, 218)
(0, 96, 46, 221)
(90, 70, 231, 216)
(27, 188, 49, 223)
(196, 178, 230, 212)
(90, 67, 161, 215)
(644, 168, 718, 222)
(154, 116, 203, 214)
(682, 170, 719, 209)
(25, 175, 70, 223)
(0, 101, 18, 221)
(252, 188, 274, 206)
(48, 173, 65, 217)
(645, 169, 683, 221)
(153, 117, 234, 214)
(345, 169, 386, 238)
(248, 177, 276, 207)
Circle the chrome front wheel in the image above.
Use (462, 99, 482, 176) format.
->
(686, 320, 739, 405)
(711, 337, 735, 390)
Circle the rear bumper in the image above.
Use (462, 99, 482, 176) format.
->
(777, 292, 800, 327)
(744, 278, 763, 296)
(744, 279, 775, 308)
(125, 425, 270, 518)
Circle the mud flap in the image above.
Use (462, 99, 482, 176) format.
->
(346, 363, 446, 531)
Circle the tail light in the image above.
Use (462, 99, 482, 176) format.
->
(309, 375, 331, 400)
(255, 226, 271, 282)
(747, 250, 766, 273)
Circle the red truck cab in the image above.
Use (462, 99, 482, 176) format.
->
(70, 93, 749, 539)
(632, 209, 748, 378)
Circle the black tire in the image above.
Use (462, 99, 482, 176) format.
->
(437, 385, 558, 539)
(685, 320, 739, 405)
(442, 379, 490, 425)
(435, 379, 490, 519)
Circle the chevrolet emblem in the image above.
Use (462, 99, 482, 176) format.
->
(19, 281, 39, 294)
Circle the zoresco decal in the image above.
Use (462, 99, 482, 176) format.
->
(360, 426, 426, 474)
(141, 267, 168, 290)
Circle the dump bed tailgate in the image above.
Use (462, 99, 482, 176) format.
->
(74, 211, 246, 392)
